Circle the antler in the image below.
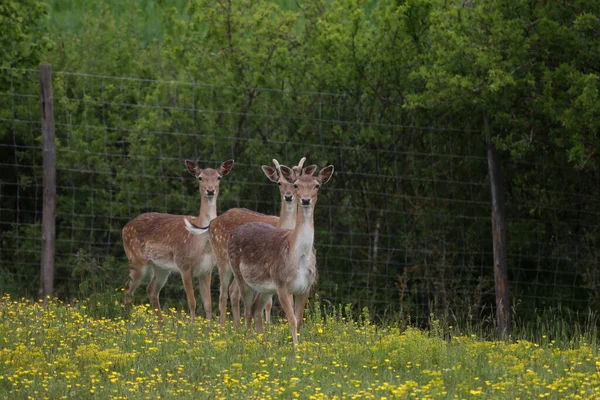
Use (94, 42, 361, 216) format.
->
(292, 156, 306, 175)
(272, 159, 281, 173)
(273, 156, 307, 176)
(297, 157, 306, 170)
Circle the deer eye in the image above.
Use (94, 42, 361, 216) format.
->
(277, 182, 281, 186)
(315, 184, 320, 190)
(217, 176, 222, 180)
(197, 177, 203, 181)
(293, 184, 298, 189)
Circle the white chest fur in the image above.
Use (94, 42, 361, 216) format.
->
(289, 253, 312, 294)
(288, 219, 314, 294)
(294, 224, 314, 257)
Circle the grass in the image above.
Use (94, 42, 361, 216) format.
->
(0, 295, 599, 399)
(46, 0, 380, 44)
(48, 0, 189, 43)
(47, 0, 301, 43)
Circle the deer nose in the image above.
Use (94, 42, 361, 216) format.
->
(206, 189, 215, 196)
(301, 198, 311, 206)
(284, 195, 293, 202)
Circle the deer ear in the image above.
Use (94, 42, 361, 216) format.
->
(280, 165, 296, 184)
(185, 160, 200, 177)
(218, 159, 234, 176)
(261, 165, 279, 183)
(317, 165, 334, 185)
(301, 164, 318, 176)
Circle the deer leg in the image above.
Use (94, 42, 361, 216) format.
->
(198, 273, 212, 325)
(229, 278, 242, 329)
(218, 263, 233, 327)
(147, 267, 170, 322)
(230, 252, 252, 331)
(251, 293, 273, 339)
(180, 270, 196, 323)
(276, 287, 298, 345)
(264, 295, 273, 323)
(125, 263, 146, 310)
(294, 289, 311, 333)
(236, 281, 254, 332)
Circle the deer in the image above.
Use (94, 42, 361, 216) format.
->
(228, 164, 334, 345)
(184, 157, 316, 328)
(121, 159, 234, 323)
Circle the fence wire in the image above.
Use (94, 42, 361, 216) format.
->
(0, 67, 598, 324)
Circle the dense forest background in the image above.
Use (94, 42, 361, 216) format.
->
(1, 0, 600, 324)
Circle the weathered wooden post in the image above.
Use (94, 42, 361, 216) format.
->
(485, 113, 510, 338)
(39, 62, 56, 301)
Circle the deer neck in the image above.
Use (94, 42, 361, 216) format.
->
(197, 195, 217, 227)
(278, 201, 297, 230)
(290, 203, 314, 257)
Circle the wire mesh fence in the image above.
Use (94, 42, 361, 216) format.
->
(1, 66, 598, 324)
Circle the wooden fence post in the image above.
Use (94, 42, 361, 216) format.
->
(39, 62, 56, 301)
(485, 113, 511, 338)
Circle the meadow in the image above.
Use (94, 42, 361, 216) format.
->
(0, 295, 599, 399)
(3, 1, 600, 398)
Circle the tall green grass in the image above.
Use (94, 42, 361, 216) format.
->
(47, 0, 301, 42)
(69, 249, 600, 349)
(48, 0, 189, 42)
(0, 295, 598, 399)
(47, 0, 380, 44)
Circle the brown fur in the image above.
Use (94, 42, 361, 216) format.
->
(206, 158, 316, 327)
(122, 159, 233, 323)
(228, 165, 334, 344)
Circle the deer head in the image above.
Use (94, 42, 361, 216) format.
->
(280, 164, 334, 208)
(185, 159, 234, 199)
(261, 157, 317, 206)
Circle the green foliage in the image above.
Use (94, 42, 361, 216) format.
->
(0, 0, 53, 69)
(407, 0, 600, 167)
(1, 0, 600, 325)
(48, 0, 189, 43)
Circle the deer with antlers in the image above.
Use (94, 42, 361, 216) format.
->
(229, 164, 334, 344)
(122, 159, 234, 322)
(184, 157, 316, 328)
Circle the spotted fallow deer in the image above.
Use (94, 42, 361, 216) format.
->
(184, 157, 317, 328)
(228, 164, 334, 345)
(122, 159, 234, 322)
